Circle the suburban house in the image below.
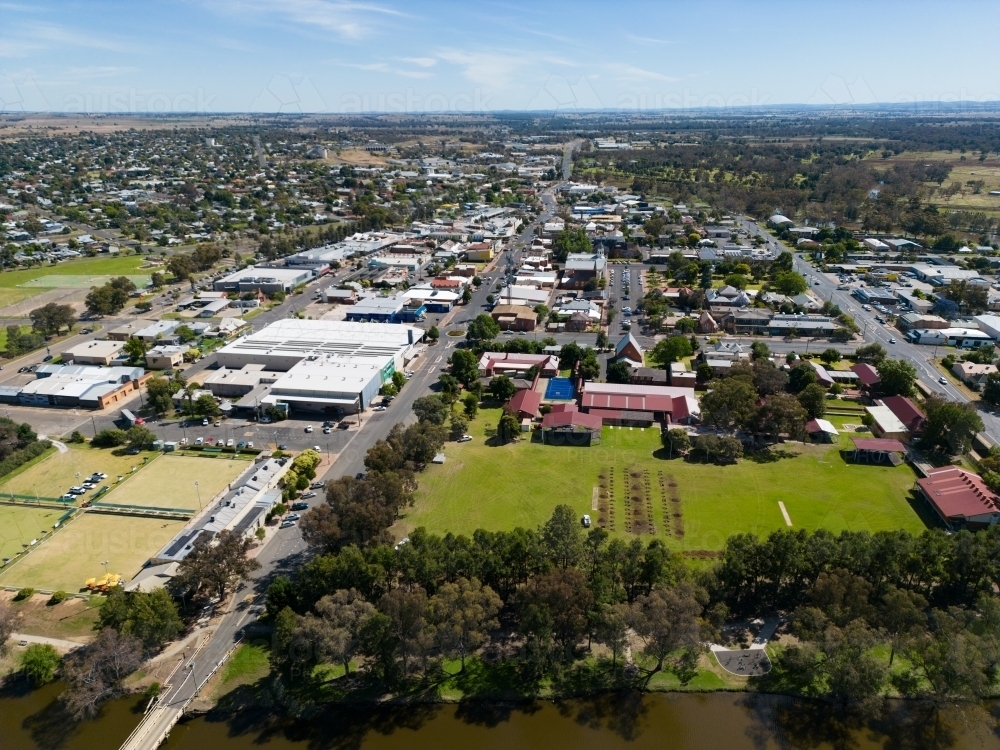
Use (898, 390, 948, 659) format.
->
(851, 363, 881, 394)
(952, 361, 998, 387)
(916, 466, 1000, 530)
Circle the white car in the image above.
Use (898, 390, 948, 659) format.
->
(305, 425, 313, 433)
(226, 438, 234, 447)
(457, 434, 473, 443)
(195, 437, 204, 445)
(313, 445, 321, 452)
(246, 441, 254, 449)
(582, 514, 592, 528)
(373, 405, 387, 412)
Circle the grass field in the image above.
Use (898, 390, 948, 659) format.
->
(0, 512, 186, 592)
(0, 255, 150, 309)
(0, 505, 66, 563)
(395, 410, 926, 551)
(99, 454, 250, 511)
(0, 445, 159, 501)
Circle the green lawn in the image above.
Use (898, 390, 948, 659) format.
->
(395, 409, 926, 552)
(0, 506, 65, 563)
(0, 255, 150, 309)
(99, 454, 249, 511)
(0, 445, 159, 502)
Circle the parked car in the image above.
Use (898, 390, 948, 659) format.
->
(301, 492, 317, 499)
(202, 418, 209, 426)
(322, 426, 332, 433)
(457, 434, 473, 443)
(313, 445, 321, 452)
(291, 502, 309, 511)
(582, 514, 592, 528)
(279, 520, 296, 529)
(285, 513, 301, 522)
(226, 439, 234, 447)
(195, 437, 204, 445)
(373, 406, 387, 412)
(236, 441, 245, 449)
(305, 425, 313, 433)
(278, 444, 287, 450)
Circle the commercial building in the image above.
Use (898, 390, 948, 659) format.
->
(61, 339, 126, 366)
(490, 304, 537, 331)
(8, 365, 148, 409)
(213, 319, 422, 415)
(905, 327, 993, 348)
(145, 345, 187, 370)
(345, 295, 426, 323)
(213, 266, 314, 294)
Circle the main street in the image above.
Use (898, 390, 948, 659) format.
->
(736, 216, 1000, 444)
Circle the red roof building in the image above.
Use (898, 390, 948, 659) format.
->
(917, 466, 1000, 529)
(508, 388, 542, 420)
(579, 382, 699, 424)
(880, 396, 927, 434)
(540, 404, 603, 446)
(851, 363, 881, 389)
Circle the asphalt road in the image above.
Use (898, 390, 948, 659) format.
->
(736, 216, 1000, 443)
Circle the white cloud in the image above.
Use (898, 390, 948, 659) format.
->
(203, 0, 409, 39)
(400, 56, 436, 68)
(436, 49, 532, 88)
(0, 23, 137, 58)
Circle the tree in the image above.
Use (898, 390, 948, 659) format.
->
(29, 303, 76, 336)
(606, 360, 632, 383)
(413, 394, 450, 425)
(542, 504, 584, 569)
(595, 603, 631, 669)
(0, 599, 15, 656)
(756, 393, 807, 438)
(305, 589, 376, 675)
(122, 337, 147, 365)
(489, 375, 517, 403)
(983, 372, 1000, 406)
(692, 434, 744, 464)
(578, 349, 601, 381)
(145, 376, 177, 415)
(449, 413, 469, 441)
(651, 336, 693, 367)
(125, 425, 155, 451)
(426, 325, 440, 342)
(662, 428, 691, 458)
(595, 330, 609, 350)
(21, 643, 61, 686)
(773, 271, 808, 296)
(787, 364, 817, 393)
(496, 413, 519, 444)
(921, 397, 983, 456)
(552, 227, 591, 263)
(194, 393, 219, 416)
(519, 568, 593, 657)
(150, 271, 165, 288)
(629, 583, 702, 672)
(855, 342, 887, 364)
(171, 529, 261, 602)
(877, 359, 917, 397)
(426, 577, 502, 671)
(378, 586, 429, 676)
(461, 391, 479, 419)
(61, 629, 145, 719)
(98, 587, 183, 648)
(700, 377, 758, 432)
(461, 287, 473, 305)
(174, 325, 197, 343)
(750, 341, 770, 361)
(878, 587, 927, 666)
(449, 349, 479, 388)
(820, 348, 842, 365)
(92, 428, 127, 448)
(752, 360, 788, 395)
(797, 383, 827, 420)
(467, 314, 500, 341)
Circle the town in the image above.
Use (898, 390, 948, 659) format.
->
(2, 109, 1000, 747)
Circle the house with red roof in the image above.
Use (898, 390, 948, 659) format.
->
(851, 363, 881, 394)
(880, 396, 927, 435)
(508, 388, 542, 420)
(916, 466, 1000, 530)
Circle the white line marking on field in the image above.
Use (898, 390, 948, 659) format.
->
(778, 501, 792, 526)
(592, 487, 599, 510)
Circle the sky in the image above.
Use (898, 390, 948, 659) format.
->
(2, 0, 999, 114)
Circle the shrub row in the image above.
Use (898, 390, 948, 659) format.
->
(0, 440, 53, 479)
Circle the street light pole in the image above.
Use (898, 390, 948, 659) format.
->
(194, 481, 202, 510)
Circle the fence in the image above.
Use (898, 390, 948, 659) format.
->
(0, 493, 77, 507)
(88, 502, 193, 519)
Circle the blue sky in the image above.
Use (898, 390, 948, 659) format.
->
(2, 0, 999, 113)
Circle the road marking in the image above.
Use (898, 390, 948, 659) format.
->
(778, 501, 792, 527)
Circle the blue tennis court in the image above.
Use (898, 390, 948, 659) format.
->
(545, 377, 575, 400)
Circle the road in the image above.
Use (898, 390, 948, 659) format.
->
(735, 216, 1000, 443)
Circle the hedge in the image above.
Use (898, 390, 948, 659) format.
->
(0, 440, 53, 480)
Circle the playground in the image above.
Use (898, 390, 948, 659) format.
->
(0, 512, 186, 593)
(96, 454, 250, 513)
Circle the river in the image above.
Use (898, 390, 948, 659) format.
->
(4, 683, 1000, 750)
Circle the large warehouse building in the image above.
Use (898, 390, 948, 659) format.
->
(213, 320, 423, 415)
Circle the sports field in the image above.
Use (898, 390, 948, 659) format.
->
(396, 410, 926, 552)
(0, 445, 159, 502)
(0, 255, 151, 309)
(0, 512, 186, 592)
(0, 505, 65, 563)
(98, 454, 250, 511)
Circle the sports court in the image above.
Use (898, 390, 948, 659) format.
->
(544, 377, 575, 400)
(0, 505, 65, 563)
(0, 512, 186, 592)
(97, 454, 250, 512)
